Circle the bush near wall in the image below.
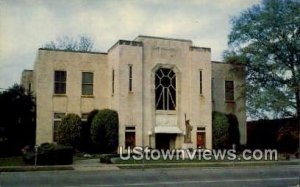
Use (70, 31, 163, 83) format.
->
(57, 113, 81, 147)
(22, 143, 73, 165)
(212, 112, 230, 149)
(212, 112, 241, 149)
(91, 109, 119, 153)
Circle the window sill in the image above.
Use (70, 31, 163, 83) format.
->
(81, 95, 94, 98)
(53, 94, 67, 97)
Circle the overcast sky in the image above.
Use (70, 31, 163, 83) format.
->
(0, 0, 261, 89)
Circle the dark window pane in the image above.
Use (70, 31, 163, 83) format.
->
(82, 72, 93, 95)
(225, 81, 234, 101)
(54, 83, 66, 94)
(55, 71, 66, 82)
(155, 68, 176, 110)
(82, 72, 93, 84)
(82, 84, 93, 95)
(54, 71, 66, 94)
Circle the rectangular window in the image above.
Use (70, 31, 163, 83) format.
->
(125, 126, 136, 148)
(53, 112, 65, 142)
(196, 127, 206, 149)
(82, 72, 94, 95)
(129, 65, 132, 92)
(54, 71, 67, 94)
(225, 80, 234, 101)
(199, 70, 203, 94)
(112, 69, 115, 95)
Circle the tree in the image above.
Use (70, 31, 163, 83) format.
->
(0, 84, 36, 156)
(57, 113, 81, 147)
(91, 109, 119, 153)
(224, 0, 300, 121)
(212, 112, 230, 149)
(43, 35, 94, 52)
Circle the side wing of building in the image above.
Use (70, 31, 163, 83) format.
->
(34, 49, 109, 144)
(211, 61, 246, 145)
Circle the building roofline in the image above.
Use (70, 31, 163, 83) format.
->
(134, 35, 192, 43)
(38, 48, 108, 55)
(22, 69, 33, 72)
(107, 40, 143, 52)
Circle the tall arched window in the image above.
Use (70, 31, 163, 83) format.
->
(155, 68, 176, 110)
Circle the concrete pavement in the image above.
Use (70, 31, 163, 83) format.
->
(0, 165, 299, 187)
(73, 159, 119, 171)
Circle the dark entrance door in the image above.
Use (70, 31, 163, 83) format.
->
(197, 132, 206, 149)
(155, 134, 175, 150)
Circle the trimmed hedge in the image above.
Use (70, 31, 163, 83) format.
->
(91, 109, 119, 153)
(22, 143, 73, 165)
(57, 113, 81, 147)
(212, 112, 230, 149)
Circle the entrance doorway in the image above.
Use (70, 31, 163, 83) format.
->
(155, 134, 176, 150)
(196, 127, 206, 149)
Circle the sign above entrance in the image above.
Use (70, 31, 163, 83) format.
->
(154, 126, 183, 134)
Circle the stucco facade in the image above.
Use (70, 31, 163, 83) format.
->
(22, 35, 246, 149)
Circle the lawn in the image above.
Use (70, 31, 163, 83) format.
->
(0, 156, 26, 166)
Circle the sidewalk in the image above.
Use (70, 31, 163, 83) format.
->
(73, 158, 119, 171)
(0, 159, 298, 172)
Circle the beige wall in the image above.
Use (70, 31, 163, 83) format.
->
(32, 36, 246, 148)
(34, 49, 108, 144)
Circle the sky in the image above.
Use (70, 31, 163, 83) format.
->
(0, 0, 261, 89)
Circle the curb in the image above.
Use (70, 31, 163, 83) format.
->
(0, 166, 73, 172)
(116, 160, 300, 169)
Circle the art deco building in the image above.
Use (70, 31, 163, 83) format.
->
(21, 35, 246, 149)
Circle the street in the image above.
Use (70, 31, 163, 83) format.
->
(0, 165, 299, 187)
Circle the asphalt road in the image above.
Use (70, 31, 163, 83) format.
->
(0, 165, 299, 187)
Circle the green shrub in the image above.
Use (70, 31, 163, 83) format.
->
(212, 112, 230, 149)
(57, 113, 81, 146)
(91, 109, 119, 153)
(87, 109, 100, 125)
(226, 114, 240, 146)
(22, 143, 73, 165)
